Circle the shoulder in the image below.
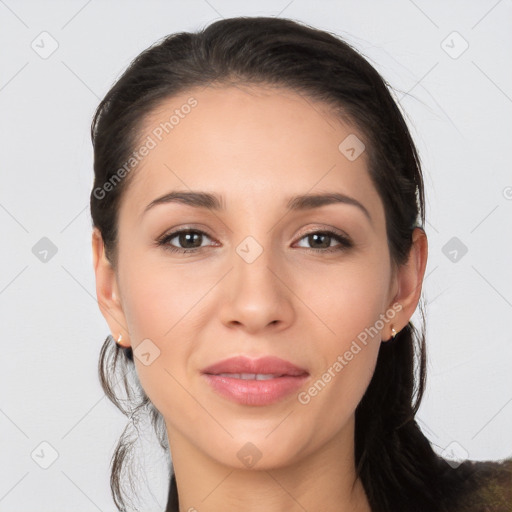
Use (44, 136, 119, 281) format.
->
(449, 457, 512, 512)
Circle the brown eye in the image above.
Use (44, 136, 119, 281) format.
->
(157, 229, 214, 253)
(307, 233, 332, 249)
(295, 230, 353, 253)
(175, 231, 203, 249)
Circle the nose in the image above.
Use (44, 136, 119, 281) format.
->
(217, 244, 295, 335)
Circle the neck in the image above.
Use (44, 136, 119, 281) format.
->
(166, 416, 371, 512)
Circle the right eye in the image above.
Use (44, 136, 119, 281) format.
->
(156, 229, 217, 253)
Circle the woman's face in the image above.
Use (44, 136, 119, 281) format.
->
(94, 84, 410, 470)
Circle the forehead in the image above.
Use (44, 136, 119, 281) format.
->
(119, 84, 383, 225)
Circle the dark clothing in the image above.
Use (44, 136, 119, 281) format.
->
(165, 458, 512, 511)
(166, 472, 179, 512)
(451, 458, 512, 511)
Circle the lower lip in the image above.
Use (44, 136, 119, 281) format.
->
(202, 374, 309, 406)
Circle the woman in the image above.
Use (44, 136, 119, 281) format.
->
(90, 16, 511, 512)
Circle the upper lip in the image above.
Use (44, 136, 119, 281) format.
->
(201, 356, 309, 376)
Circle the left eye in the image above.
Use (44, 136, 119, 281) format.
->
(295, 231, 353, 252)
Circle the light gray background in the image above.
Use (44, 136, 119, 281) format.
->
(1, 1, 511, 511)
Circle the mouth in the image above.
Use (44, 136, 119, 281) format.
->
(201, 356, 309, 406)
(214, 373, 288, 380)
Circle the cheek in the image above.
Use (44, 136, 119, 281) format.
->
(295, 265, 386, 427)
(297, 340, 379, 451)
(298, 254, 390, 339)
(295, 256, 388, 414)
(120, 255, 210, 342)
(117, 256, 214, 415)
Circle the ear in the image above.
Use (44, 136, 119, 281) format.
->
(385, 227, 428, 341)
(91, 228, 130, 348)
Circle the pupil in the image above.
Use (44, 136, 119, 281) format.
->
(310, 233, 329, 248)
(180, 232, 201, 248)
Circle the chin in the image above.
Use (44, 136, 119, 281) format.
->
(203, 431, 312, 471)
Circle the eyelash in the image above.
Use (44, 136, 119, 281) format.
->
(156, 228, 353, 254)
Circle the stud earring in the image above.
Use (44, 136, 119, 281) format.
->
(113, 333, 133, 361)
(391, 327, 397, 340)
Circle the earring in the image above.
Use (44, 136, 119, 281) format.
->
(115, 333, 123, 347)
(391, 327, 397, 340)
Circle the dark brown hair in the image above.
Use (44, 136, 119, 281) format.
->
(91, 16, 476, 511)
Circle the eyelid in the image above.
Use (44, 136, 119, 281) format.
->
(156, 226, 217, 246)
(293, 224, 351, 241)
(157, 223, 215, 239)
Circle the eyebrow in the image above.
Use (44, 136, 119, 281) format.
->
(142, 190, 372, 223)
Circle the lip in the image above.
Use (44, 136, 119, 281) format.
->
(201, 356, 310, 406)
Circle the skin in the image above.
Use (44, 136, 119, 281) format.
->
(92, 84, 427, 512)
